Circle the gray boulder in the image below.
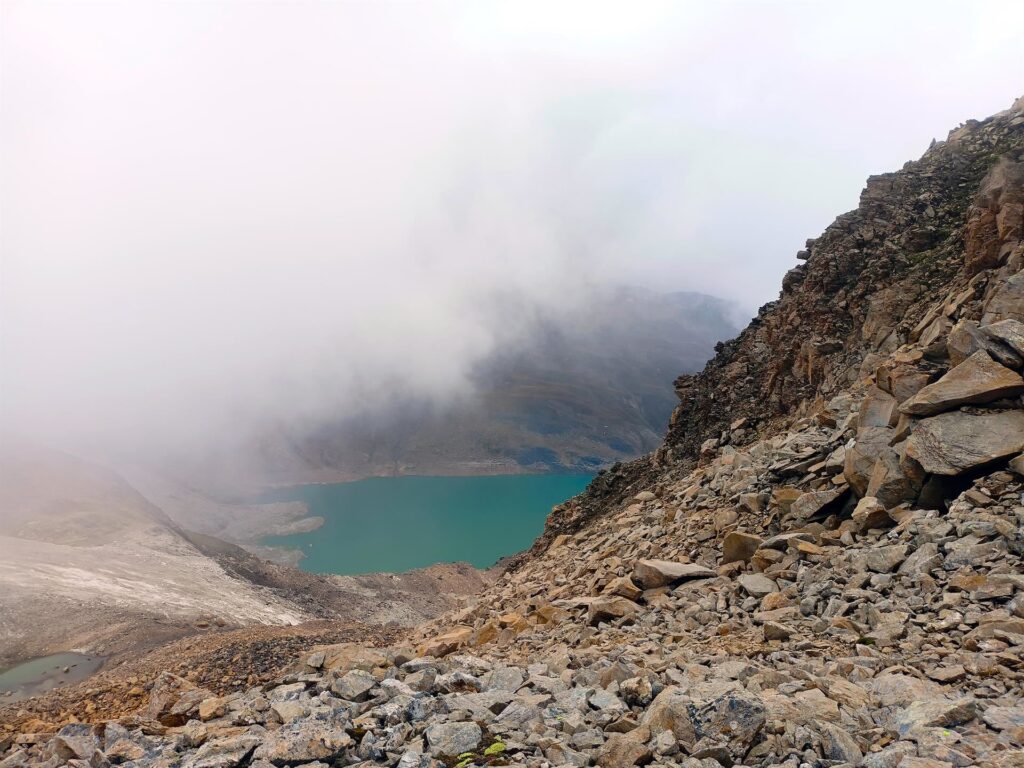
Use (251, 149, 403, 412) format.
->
(692, 691, 766, 761)
(252, 715, 354, 764)
(905, 409, 1024, 475)
(983, 318, 1024, 360)
(632, 559, 715, 589)
(331, 669, 376, 701)
(424, 721, 482, 757)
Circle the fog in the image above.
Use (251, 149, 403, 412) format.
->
(2, 1, 1023, 457)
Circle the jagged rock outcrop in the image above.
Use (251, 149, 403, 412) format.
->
(507, 93, 1024, 557)
(662, 97, 1024, 468)
(5, 99, 1024, 768)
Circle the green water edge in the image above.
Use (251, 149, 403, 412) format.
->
(0, 653, 105, 703)
(260, 473, 594, 575)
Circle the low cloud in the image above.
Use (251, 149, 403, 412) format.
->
(2, 1, 1022, 458)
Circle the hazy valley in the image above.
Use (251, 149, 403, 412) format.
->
(3, 5, 1024, 768)
(167, 286, 739, 494)
(0, 286, 734, 683)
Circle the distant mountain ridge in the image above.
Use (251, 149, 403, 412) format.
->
(224, 285, 739, 487)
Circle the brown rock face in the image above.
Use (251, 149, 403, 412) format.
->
(721, 531, 764, 564)
(845, 427, 895, 497)
(587, 596, 639, 626)
(858, 386, 900, 427)
(947, 319, 1024, 368)
(510, 96, 1024, 572)
(879, 364, 933, 404)
(964, 158, 1024, 276)
(789, 487, 846, 520)
(659, 104, 1024, 467)
(905, 409, 1024, 475)
(983, 271, 1024, 324)
(417, 627, 472, 657)
(899, 351, 1024, 416)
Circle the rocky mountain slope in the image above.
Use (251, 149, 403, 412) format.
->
(4, 98, 1024, 768)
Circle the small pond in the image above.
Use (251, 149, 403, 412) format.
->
(0, 652, 104, 703)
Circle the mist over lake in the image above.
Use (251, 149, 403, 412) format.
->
(262, 474, 594, 575)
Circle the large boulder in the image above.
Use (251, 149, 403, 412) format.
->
(632, 559, 715, 589)
(858, 385, 900, 427)
(851, 496, 893, 531)
(899, 351, 1024, 416)
(852, 544, 908, 573)
(1010, 453, 1024, 476)
(183, 733, 265, 768)
(316, 643, 388, 673)
(641, 686, 696, 744)
(790, 486, 846, 520)
(253, 714, 354, 764)
(845, 427, 895, 496)
(692, 691, 767, 762)
(604, 575, 642, 601)
(424, 722, 482, 757)
(865, 445, 918, 508)
(905, 409, 1024, 475)
(50, 724, 101, 763)
(417, 627, 472, 657)
(815, 721, 863, 763)
(331, 669, 376, 701)
(983, 318, 1024, 361)
(876, 363, 932, 403)
(146, 672, 214, 727)
(891, 698, 978, 738)
(949, 319, 1024, 368)
(587, 596, 639, 626)
(595, 726, 652, 768)
(982, 269, 1024, 324)
(982, 705, 1024, 732)
(721, 531, 763, 564)
(738, 574, 779, 598)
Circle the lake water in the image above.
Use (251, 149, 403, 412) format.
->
(0, 653, 104, 703)
(262, 474, 593, 575)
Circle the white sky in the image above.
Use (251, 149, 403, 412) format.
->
(2, 0, 1023, 451)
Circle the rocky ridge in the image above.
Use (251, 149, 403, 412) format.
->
(4, 100, 1024, 768)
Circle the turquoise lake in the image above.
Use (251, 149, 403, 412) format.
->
(262, 474, 593, 575)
